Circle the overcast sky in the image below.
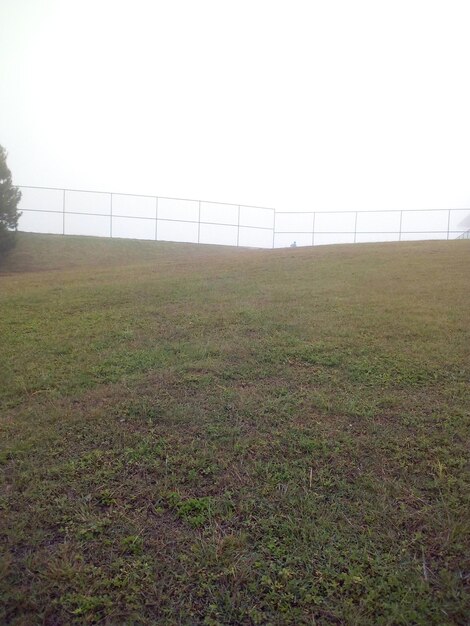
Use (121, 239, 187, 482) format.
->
(1, 0, 469, 214)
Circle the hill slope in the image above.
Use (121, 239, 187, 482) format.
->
(1, 234, 469, 624)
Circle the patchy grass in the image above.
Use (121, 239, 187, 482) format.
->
(0, 232, 469, 625)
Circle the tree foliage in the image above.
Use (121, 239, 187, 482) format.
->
(0, 144, 22, 256)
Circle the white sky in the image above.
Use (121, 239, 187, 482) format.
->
(1, 0, 469, 214)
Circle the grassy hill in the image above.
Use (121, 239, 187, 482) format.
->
(1, 233, 469, 624)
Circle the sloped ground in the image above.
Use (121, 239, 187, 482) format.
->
(1, 233, 469, 625)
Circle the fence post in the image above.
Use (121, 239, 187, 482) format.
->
(110, 193, 113, 238)
(237, 206, 240, 247)
(198, 201, 201, 244)
(155, 197, 159, 241)
(399, 210, 403, 241)
(447, 209, 451, 240)
(62, 189, 66, 235)
(272, 209, 276, 249)
(311, 212, 316, 246)
(354, 211, 358, 243)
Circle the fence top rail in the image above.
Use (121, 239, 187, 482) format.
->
(276, 230, 467, 235)
(276, 208, 470, 215)
(17, 185, 275, 212)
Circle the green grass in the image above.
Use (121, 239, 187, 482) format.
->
(1, 232, 469, 625)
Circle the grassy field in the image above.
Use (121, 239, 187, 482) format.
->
(1, 232, 469, 625)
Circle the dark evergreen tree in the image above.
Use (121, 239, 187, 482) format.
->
(0, 145, 22, 256)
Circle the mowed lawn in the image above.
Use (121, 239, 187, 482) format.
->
(1, 233, 469, 625)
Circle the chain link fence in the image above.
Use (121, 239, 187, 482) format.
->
(17, 185, 470, 249)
